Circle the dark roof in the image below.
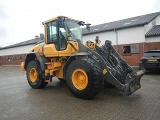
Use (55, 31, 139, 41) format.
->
(0, 38, 42, 50)
(145, 25, 160, 37)
(82, 12, 160, 35)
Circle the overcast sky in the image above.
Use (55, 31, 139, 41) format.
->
(0, 0, 159, 47)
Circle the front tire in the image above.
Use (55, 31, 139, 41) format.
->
(66, 58, 104, 99)
(26, 60, 48, 89)
(58, 78, 66, 82)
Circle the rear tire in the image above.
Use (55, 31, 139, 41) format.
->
(26, 60, 48, 89)
(66, 58, 104, 99)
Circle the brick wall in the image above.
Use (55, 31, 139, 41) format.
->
(114, 43, 144, 66)
(0, 54, 25, 65)
(114, 42, 160, 66)
(146, 42, 160, 50)
(0, 42, 160, 66)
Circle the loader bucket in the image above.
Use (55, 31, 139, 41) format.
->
(124, 68, 146, 95)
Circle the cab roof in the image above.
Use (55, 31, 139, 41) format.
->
(42, 16, 83, 25)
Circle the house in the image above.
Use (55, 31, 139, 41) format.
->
(0, 37, 43, 65)
(82, 12, 160, 66)
(0, 12, 160, 66)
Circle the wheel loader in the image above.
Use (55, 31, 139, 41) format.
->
(21, 16, 145, 99)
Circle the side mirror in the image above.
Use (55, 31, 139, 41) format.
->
(77, 21, 91, 31)
(40, 33, 44, 40)
(86, 23, 91, 31)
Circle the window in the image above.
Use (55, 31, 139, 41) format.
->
(12, 55, 15, 60)
(59, 28, 66, 38)
(123, 44, 139, 54)
(65, 21, 82, 41)
(5, 56, 9, 61)
(16, 55, 21, 60)
(59, 27, 67, 50)
(123, 46, 130, 54)
(130, 44, 139, 53)
(46, 21, 57, 44)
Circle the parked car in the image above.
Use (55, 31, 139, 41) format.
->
(139, 50, 160, 71)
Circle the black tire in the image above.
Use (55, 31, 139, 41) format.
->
(26, 60, 48, 89)
(58, 78, 66, 82)
(66, 58, 104, 99)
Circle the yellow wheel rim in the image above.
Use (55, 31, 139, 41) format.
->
(72, 69, 88, 90)
(29, 68, 37, 83)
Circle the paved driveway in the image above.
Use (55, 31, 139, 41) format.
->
(0, 66, 160, 120)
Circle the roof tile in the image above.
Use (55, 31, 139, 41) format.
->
(145, 25, 160, 37)
(82, 12, 160, 35)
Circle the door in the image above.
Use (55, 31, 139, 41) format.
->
(46, 20, 67, 51)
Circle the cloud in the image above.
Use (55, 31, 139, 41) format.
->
(0, 26, 8, 38)
(0, 0, 12, 47)
(0, 0, 10, 20)
(0, 25, 12, 47)
(152, 0, 160, 11)
(0, 0, 159, 47)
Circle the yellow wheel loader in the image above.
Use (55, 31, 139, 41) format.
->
(21, 16, 145, 99)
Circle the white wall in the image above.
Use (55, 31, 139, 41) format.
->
(146, 36, 160, 43)
(144, 20, 153, 34)
(0, 44, 34, 56)
(82, 31, 116, 45)
(155, 15, 160, 25)
(83, 26, 145, 45)
(117, 26, 145, 44)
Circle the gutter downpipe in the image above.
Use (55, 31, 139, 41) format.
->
(114, 28, 118, 52)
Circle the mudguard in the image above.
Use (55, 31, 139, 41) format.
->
(24, 52, 49, 71)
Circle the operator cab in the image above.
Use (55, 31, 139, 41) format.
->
(42, 16, 84, 51)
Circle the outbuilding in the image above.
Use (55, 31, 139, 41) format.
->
(83, 12, 160, 66)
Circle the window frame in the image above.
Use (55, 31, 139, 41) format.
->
(123, 44, 140, 55)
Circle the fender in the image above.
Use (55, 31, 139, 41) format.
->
(24, 52, 49, 71)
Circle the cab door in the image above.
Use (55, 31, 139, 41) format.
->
(58, 20, 67, 50)
(43, 20, 68, 57)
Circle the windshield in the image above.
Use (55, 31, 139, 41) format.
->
(64, 20, 82, 42)
(144, 51, 160, 57)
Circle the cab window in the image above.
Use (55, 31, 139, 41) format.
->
(59, 27, 67, 50)
(46, 21, 57, 44)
